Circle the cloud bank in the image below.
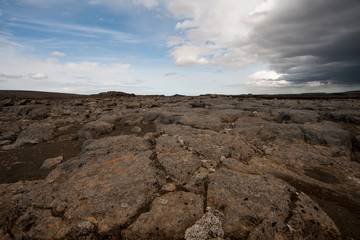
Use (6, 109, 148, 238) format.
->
(168, 0, 360, 88)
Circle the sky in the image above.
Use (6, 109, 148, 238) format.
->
(0, 0, 360, 95)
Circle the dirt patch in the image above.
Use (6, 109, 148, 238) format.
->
(277, 174, 360, 240)
(304, 168, 340, 184)
(0, 140, 82, 184)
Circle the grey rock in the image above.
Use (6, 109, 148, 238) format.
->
(185, 208, 224, 240)
(274, 109, 319, 123)
(5, 122, 55, 149)
(326, 110, 360, 124)
(26, 107, 50, 120)
(78, 121, 115, 139)
(97, 112, 123, 123)
(302, 121, 351, 150)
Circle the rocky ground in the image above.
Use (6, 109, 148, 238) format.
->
(0, 90, 360, 240)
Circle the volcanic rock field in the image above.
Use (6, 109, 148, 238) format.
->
(0, 91, 360, 239)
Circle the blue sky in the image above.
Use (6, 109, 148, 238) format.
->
(1, 0, 360, 95)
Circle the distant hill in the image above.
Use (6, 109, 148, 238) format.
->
(1, 89, 360, 100)
(0, 90, 86, 99)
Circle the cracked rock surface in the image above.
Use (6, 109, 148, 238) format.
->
(1, 91, 360, 239)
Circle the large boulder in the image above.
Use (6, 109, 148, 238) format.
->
(273, 109, 319, 124)
(207, 169, 340, 239)
(3, 122, 55, 149)
(78, 121, 115, 139)
(302, 121, 351, 150)
(26, 107, 50, 120)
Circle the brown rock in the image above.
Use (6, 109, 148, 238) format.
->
(207, 169, 340, 239)
(5, 135, 166, 239)
(122, 191, 204, 240)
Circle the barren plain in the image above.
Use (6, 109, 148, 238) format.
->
(0, 90, 360, 239)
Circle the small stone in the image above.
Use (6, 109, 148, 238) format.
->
(158, 199, 168, 205)
(131, 126, 142, 133)
(178, 138, 185, 146)
(78, 221, 92, 229)
(162, 183, 176, 192)
(40, 156, 63, 169)
(127, 102, 141, 109)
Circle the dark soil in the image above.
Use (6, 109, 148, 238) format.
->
(0, 122, 157, 184)
(304, 168, 340, 184)
(0, 140, 82, 184)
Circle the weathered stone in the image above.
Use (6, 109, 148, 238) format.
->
(158, 151, 202, 184)
(326, 110, 360, 124)
(161, 183, 176, 192)
(4, 122, 55, 149)
(40, 156, 63, 169)
(185, 168, 209, 195)
(207, 169, 340, 239)
(26, 107, 50, 120)
(5, 135, 166, 239)
(97, 112, 123, 123)
(185, 208, 224, 240)
(157, 124, 256, 163)
(122, 191, 204, 240)
(126, 102, 141, 109)
(274, 109, 319, 123)
(78, 121, 115, 139)
(131, 126, 142, 133)
(302, 121, 351, 150)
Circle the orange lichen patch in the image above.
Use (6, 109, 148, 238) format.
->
(102, 157, 122, 166)
(112, 167, 126, 173)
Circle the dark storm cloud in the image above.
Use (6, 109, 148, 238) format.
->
(248, 0, 360, 85)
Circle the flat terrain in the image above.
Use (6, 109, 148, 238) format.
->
(1, 91, 360, 239)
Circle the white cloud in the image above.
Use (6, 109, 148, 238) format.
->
(0, 73, 22, 79)
(167, 0, 262, 68)
(29, 73, 48, 79)
(249, 70, 284, 81)
(51, 51, 66, 57)
(247, 69, 290, 88)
